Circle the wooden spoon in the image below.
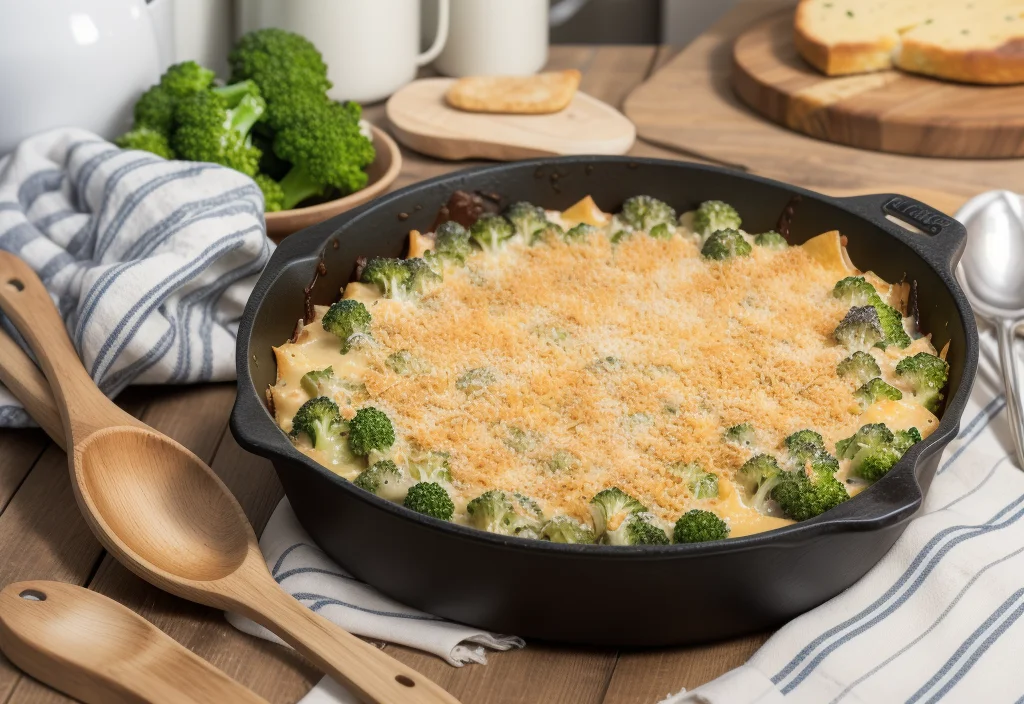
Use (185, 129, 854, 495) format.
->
(0, 580, 269, 704)
(0, 253, 458, 704)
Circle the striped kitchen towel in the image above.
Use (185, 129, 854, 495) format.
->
(663, 327, 1024, 703)
(226, 498, 524, 701)
(0, 128, 272, 427)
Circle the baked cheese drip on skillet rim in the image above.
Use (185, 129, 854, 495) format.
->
(270, 195, 949, 546)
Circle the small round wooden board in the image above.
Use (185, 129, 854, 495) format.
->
(386, 78, 636, 161)
(731, 11, 1024, 159)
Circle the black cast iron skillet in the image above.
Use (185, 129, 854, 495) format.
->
(231, 157, 979, 647)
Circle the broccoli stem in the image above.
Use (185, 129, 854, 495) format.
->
(212, 80, 258, 108)
(227, 95, 265, 141)
(279, 164, 325, 210)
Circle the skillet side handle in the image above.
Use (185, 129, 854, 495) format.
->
(836, 193, 968, 273)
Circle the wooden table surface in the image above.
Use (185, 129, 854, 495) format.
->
(0, 43, 775, 704)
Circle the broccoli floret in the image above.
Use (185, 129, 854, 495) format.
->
(427, 221, 473, 267)
(754, 230, 787, 250)
(868, 294, 911, 349)
(273, 99, 375, 208)
(649, 223, 675, 240)
(564, 223, 599, 242)
(347, 407, 395, 457)
(360, 257, 411, 299)
(837, 351, 882, 384)
(115, 127, 175, 159)
(171, 89, 265, 176)
(834, 306, 884, 351)
(673, 509, 730, 543)
(693, 200, 741, 238)
(771, 463, 849, 521)
(407, 450, 452, 484)
(133, 85, 178, 135)
(290, 396, 343, 452)
(724, 422, 756, 448)
(737, 454, 783, 514)
(228, 28, 332, 130)
(541, 515, 596, 544)
(784, 430, 825, 464)
(854, 378, 903, 408)
(895, 352, 949, 413)
(469, 214, 515, 253)
(606, 512, 670, 546)
(833, 277, 877, 306)
(505, 202, 549, 240)
(386, 350, 415, 376)
(123, 61, 217, 143)
(547, 449, 581, 473)
(161, 61, 216, 97)
(619, 196, 677, 233)
(254, 173, 285, 212)
(588, 487, 646, 537)
(466, 490, 545, 538)
(836, 423, 908, 481)
(403, 482, 454, 520)
(321, 299, 372, 353)
(405, 257, 442, 296)
(300, 366, 334, 396)
(455, 367, 496, 395)
(894, 427, 923, 454)
(353, 459, 408, 501)
(701, 228, 752, 260)
(669, 462, 719, 499)
(503, 426, 538, 454)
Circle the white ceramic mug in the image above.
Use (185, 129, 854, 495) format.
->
(427, 0, 550, 77)
(237, 0, 449, 103)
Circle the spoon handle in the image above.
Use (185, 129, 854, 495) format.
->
(996, 319, 1024, 469)
(0, 253, 135, 441)
(0, 580, 269, 704)
(0, 327, 64, 448)
(232, 566, 459, 704)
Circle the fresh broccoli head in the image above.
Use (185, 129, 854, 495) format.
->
(161, 61, 216, 97)
(738, 454, 783, 514)
(404, 257, 443, 296)
(469, 214, 515, 252)
(868, 294, 911, 349)
(115, 127, 175, 159)
(588, 487, 647, 538)
(407, 450, 452, 484)
(784, 430, 825, 464)
(403, 482, 455, 520)
(836, 423, 910, 481)
(171, 89, 265, 176)
(606, 511, 670, 546)
(701, 228, 752, 260)
(353, 459, 409, 501)
(833, 277, 877, 306)
(347, 407, 395, 457)
(427, 221, 473, 267)
(673, 509, 730, 543)
(771, 462, 849, 521)
(693, 200, 741, 238)
(466, 490, 545, 538)
(837, 351, 882, 385)
(122, 61, 216, 145)
(754, 230, 788, 250)
(895, 352, 949, 413)
(290, 396, 343, 453)
(300, 366, 333, 396)
(834, 306, 884, 351)
(669, 462, 720, 499)
(564, 223, 599, 242)
(360, 257, 411, 299)
(541, 515, 596, 544)
(321, 299, 372, 353)
(619, 196, 677, 233)
(133, 85, 178, 135)
(724, 422, 756, 448)
(854, 378, 903, 408)
(505, 202, 549, 240)
(255, 173, 285, 212)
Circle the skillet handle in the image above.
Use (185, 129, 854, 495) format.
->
(835, 193, 968, 273)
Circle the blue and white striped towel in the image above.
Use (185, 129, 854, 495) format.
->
(665, 194, 1024, 704)
(226, 499, 524, 703)
(0, 128, 272, 427)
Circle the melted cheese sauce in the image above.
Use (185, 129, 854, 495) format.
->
(271, 205, 941, 541)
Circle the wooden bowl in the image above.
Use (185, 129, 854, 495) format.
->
(264, 125, 402, 242)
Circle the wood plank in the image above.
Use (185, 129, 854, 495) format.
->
(0, 430, 47, 514)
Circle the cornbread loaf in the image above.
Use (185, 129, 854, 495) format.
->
(795, 0, 1024, 84)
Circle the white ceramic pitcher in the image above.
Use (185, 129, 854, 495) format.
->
(0, 0, 174, 155)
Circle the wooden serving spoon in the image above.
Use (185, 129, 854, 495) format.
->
(0, 253, 459, 704)
(0, 580, 269, 704)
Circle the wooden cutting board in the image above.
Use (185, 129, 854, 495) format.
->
(386, 78, 636, 161)
(732, 11, 1024, 159)
(623, 0, 1023, 213)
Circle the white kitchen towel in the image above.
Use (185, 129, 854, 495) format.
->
(226, 498, 524, 673)
(0, 128, 271, 427)
(663, 273, 1024, 699)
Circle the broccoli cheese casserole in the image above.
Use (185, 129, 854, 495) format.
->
(269, 195, 950, 546)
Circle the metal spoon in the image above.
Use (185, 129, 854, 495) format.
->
(957, 191, 1024, 468)
(0, 252, 458, 704)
